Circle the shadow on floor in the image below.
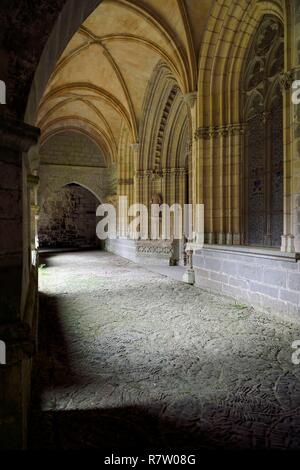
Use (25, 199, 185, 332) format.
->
(29, 281, 300, 450)
(28, 292, 235, 450)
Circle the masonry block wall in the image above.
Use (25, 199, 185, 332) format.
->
(39, 184, 99, 248)
(39, 131, 117, 209)
(193, 248, 300, 319)
(40, 132, 107, 168)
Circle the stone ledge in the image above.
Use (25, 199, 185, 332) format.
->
(196, 244, 300, 263)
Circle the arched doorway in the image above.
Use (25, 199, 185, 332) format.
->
(39, 183, 100, 249)
(242, 15, 284, 247)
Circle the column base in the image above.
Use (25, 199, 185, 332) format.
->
(183, 268, 195, 285)
(281, 234, 295, 253)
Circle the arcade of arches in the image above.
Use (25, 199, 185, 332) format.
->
(1, 0, 300, 450)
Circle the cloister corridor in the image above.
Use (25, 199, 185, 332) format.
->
(29, 250, 300, 450)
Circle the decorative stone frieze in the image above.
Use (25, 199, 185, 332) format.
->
(195, 123, 245, 140)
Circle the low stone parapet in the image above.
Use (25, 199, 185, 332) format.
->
(193, 245, 300, 320)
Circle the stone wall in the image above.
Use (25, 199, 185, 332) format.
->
(40, 131, 107, 168)
(106, 239, 138, 262)
(39, 184, 99, 248)
(193, 246, 300, 320)
(39, 131, 117, 207)
(106, 238, 181, 266)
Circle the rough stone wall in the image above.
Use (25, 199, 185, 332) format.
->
(40, 132, 106, 167)
(39, 184, 99, 248)
(39, 132, 116, 206)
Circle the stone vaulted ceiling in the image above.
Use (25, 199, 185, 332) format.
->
(37, 0, 213, 163)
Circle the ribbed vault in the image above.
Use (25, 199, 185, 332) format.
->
(37, 0, 213, 166)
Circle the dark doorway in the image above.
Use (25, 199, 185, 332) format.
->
(39, 183, 100, 249)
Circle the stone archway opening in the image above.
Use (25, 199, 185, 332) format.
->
(38, 183, 101, 250)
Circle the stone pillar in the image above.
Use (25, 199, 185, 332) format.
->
(286, 1, 300, 253)
(131, 143, 140, 206)
(229, 124, 244, 246)
(184, 93, 203, 239)
(0, 115, 40, 449)
(27, 175, 40, 252)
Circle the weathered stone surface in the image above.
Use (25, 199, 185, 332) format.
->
(264, 269, 287, 287)
(194, 249, 300, 317)
(289, 273, 300, 292)
(30, 251, 300, 450)
(280, 289, 300, 305)
(39, 184, 100, 249)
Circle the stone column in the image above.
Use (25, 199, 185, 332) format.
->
(284, 1, 300, 253)
(27, 175, 40, 252)
(184, 93, 203, 239)
(0, 115, 40, 449)
(131, 143, 140, 206)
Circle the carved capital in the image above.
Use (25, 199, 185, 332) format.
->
(135, 169, 153, 179)
(279, 71, 295, 92)
(195, 123, 245, 140)
(27, 174, 39, 189)
(183, 92, 197, 109)
(31, 203, 40, 215)
(195, 127, 210, 140)
(130, 143, 140, 153)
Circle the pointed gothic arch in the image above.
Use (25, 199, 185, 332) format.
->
(242, 15, 284, 247)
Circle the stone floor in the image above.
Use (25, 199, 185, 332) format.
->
(29, 250, 300, 450)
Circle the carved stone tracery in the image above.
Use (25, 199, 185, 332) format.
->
(243, 15, 284, 248)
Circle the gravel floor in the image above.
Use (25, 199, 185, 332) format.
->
(29, 250, 300, 450)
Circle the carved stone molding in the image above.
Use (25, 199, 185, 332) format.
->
(136, 240, 179, 266)
(27, 174, 40, 189)
(195, 124, 245, 140)
(135, 170, 154, 179)
(183, 92, 197, 109)
(279, 71, 295, 92)
(259, 111, 272, 124)
(118, 178, 134, 186)
(136, 168, 187, 179)
(31, 203, 40, 215)
(160, 167, 187, 177)
(130, 143, 140, 153)
(0, 115, 40, 153)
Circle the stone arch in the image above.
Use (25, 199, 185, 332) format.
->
(38, 130, 116, 208)
(196, 0, 288, 245)
(242, 14, 284, 247)
(62, 181, 102, 204)
(138, 61, 190, 211)
(25, 0, 103, 125)
(38, 181, 101, 249)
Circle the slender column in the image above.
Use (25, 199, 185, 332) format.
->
(292, 1, 300, 253)
(131, 143, 140, 206)
(280, 1, 300, 252)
